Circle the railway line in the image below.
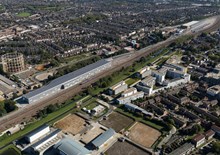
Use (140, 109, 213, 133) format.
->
(0, 15, 220, 132)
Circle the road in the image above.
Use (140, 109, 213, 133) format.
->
(0, 15, 220, 132)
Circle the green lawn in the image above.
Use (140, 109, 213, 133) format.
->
(17, 12, 31, 17)
(125, 78, 140, 86)
(0, 144, 21, 155)
(60, 53, 93, 63)
(85, 102, 98, 110)
(0, 97, 79, 148)
(0, 5, 4, 11)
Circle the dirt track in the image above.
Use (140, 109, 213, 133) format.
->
(0, 16, 220, 132)
(129, 122, 161, 148)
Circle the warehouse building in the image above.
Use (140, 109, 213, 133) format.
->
(54, 137, 91, 155)
(25, 125, 50, 143)
(22, 59, 112, 104)
(91, 128, 115, 149)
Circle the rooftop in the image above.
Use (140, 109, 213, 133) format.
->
(122, 87, 137, 95)
(204, 130, 215, 137)
(32, 129, 60, 149)
(26, 125, 49, 139)
(110, 81, 126, 90)
(54, 137, 91, 155)
(91, 128, 115, 148)
(192, 134, 205, 142)
(168, 143, 194, 155)
(23, 59, 111, 99)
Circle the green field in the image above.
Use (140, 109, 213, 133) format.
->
(85, 102, 98, 110)
(0, 144, 21, 155)
(17, 12, 31, 17)
(125, 78, 140, 86)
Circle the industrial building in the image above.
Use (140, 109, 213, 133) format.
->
(22, 59, 112, 104)
(116, 87, 144, 104)
(54, 137, 91, 155)
(1, 52, 25, 74)
(91, 128, 115, 149)
(25, 125, 50, 143)
(108, 81, 128, 95)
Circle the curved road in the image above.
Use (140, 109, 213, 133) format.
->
(0, 15, 220, 132)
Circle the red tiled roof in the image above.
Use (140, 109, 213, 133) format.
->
(211, 125, 220, 132)
(192, 134, 205, 142)
(204, 130, 215, 137)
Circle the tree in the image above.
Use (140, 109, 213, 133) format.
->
(0, 107, 6, 116)
(4, 100, 17, 113)
(46, 104, 57, 113)
(50, 59, 59, 67)
(212, 142, 220, 154)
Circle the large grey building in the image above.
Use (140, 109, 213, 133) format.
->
(22, 59, 112, 104)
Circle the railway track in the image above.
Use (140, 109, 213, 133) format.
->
(0, 16, 220, 132)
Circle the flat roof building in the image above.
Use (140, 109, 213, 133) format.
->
(22, 59, 111, 104)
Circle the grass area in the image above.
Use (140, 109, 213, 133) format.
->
(156, 57, 169, 66)
(175, 35, 193, 44)
(60, 53, 93, 63)
(90, 48, 172, 96)
(17, 12, 31, 17)
(116, 108, 164, 131)
(0, 96, 82, 148)
(0, 144, 21, 155)
(0, 5, 5, 11)
(32, 5, 63, 11)
(85, 102, 98, 110)
(125, 78, 140, 86)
